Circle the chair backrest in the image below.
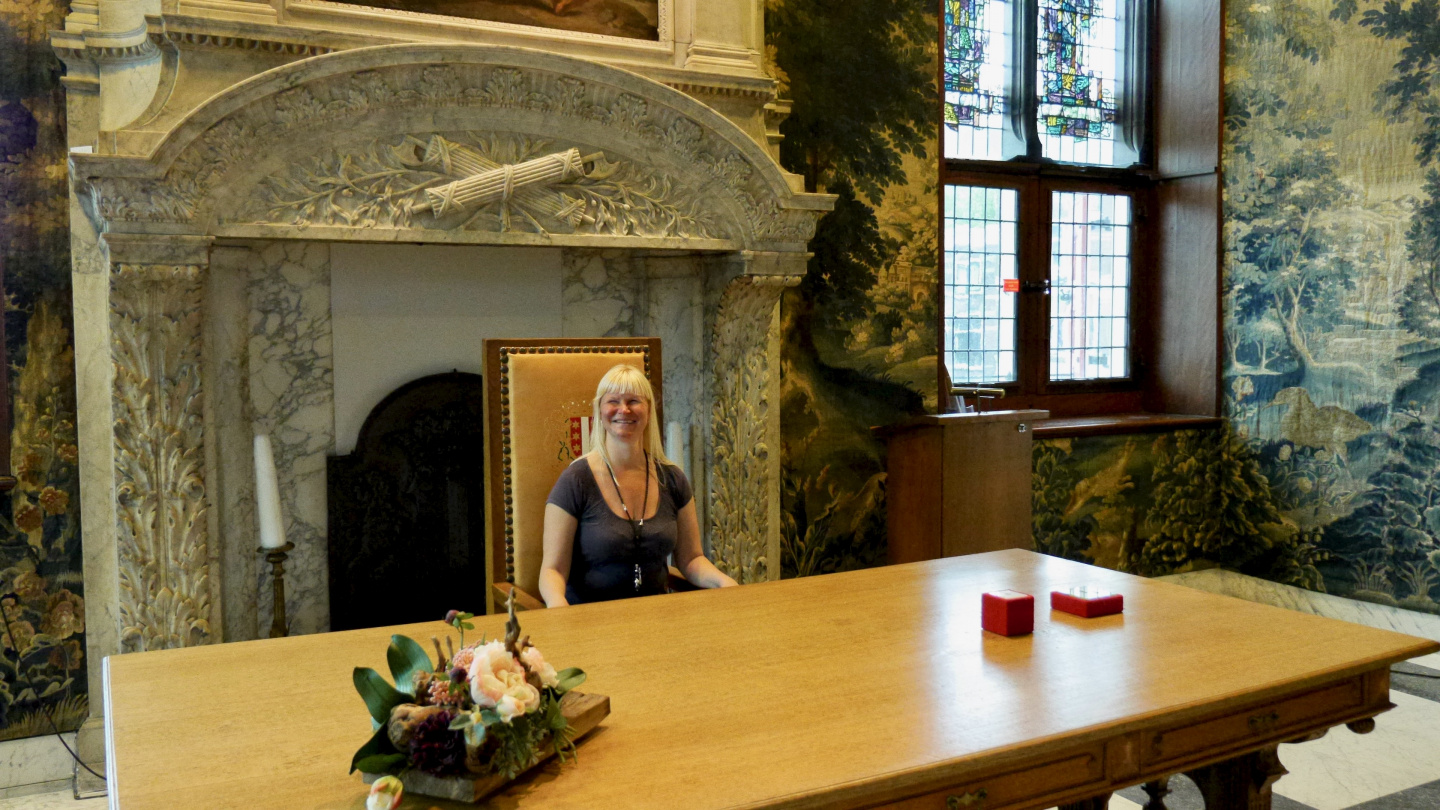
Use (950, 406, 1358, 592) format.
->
(483, 338, 663, 611)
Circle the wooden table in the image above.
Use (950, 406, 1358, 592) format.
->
(104, 550, 1439, 809)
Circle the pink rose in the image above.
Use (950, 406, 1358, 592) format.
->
(366, 775, 403, 810)
(520, 646, 559, 689)
(467, 641, 540, 723)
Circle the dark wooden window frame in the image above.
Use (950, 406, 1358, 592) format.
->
(937, 0, 1196, 421)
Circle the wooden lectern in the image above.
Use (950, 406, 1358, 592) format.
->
(878, 409, 1048, 564)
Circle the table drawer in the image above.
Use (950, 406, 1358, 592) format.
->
(884, 746, 1105, 810)
(1144, 678, 1364, 769)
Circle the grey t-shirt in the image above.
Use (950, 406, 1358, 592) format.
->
(546, 458, 693, 603)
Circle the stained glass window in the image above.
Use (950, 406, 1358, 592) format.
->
(943, 0, 1011, 161)
(1037, 0, 1123, 165)
(943, 186, 1020, 384)
(1050, 191, 1130, 380)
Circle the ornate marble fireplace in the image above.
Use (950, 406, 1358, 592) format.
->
(59, 6, 831, 745)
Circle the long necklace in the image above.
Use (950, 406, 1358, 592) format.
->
(601, 451, 649, 592)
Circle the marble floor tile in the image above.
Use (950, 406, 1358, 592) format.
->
(0, 788, 92, 808)
(1272, 691, 1440, 810)
(1117, 776, 1317, 810)
(1344, 777, 1440, 810)
(1158, 570, 1440, 644)
(1407, 651, 1440, 670)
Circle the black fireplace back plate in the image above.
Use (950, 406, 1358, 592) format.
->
(327, 371, 486, 631)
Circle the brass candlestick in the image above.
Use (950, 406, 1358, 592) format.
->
(259, 541, 295, 638)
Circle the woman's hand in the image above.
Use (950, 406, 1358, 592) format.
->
(673, 500, 738, 589)
(539, 503, 578, 607)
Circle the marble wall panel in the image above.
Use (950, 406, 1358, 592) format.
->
(562, 250, 641, 339)
(245, 242, 335, 636)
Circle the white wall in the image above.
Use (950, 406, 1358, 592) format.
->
(330, 244, 564, 454)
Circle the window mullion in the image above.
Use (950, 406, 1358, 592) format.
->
(1007, 0, 1039, 161)
(1018, 179, 1048, 393)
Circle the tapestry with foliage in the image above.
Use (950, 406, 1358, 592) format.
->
(769, 0, 940, 577)
(1032, 430, 1325, 590)
(0, 0, 87, 739)
(1221, 0, 1440, 614)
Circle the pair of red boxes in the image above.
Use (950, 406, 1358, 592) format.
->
(981, 587, 1123, 636)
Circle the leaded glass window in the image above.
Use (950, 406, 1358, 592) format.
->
(939, 0, 1149, 397)
(1050, 191, 1131, 380)
(943, 0, 1011, 161)
(1037, 0, 1122, 165)
(940, 0, 1142, 167)
(944, 186, 1020, 384)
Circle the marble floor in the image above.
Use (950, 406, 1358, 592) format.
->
(6, 572, 1438, 810)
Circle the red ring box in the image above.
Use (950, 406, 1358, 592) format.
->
(982, 590, 1034, 636)
(1051, 587, 1124, 618)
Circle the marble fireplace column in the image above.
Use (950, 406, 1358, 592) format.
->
(103, 235, 221, 653)
(706, 251, 806, 584)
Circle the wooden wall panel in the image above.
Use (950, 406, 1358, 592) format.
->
(1155, 0, 1221, 177)
(1150, 174, 1221, 416)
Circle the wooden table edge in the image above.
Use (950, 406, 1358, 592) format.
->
(722, 645, 1436, 810)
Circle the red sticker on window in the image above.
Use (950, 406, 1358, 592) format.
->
(1002, 278, 1020, 293)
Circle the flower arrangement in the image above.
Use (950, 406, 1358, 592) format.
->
(350, 595, 599, 802)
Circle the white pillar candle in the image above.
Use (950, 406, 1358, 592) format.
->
(254, 434, 287, 550)
(580, 416, 592, 455)
(665, 421, 686, 474)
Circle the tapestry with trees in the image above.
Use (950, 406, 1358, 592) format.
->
(0, 0, 88, 740)
(1220, 0, 1440, 614)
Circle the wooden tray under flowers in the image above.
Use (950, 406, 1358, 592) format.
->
(362, 691, 610, 803)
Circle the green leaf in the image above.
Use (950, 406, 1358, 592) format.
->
(479, 708, 501, 726)
(387, 635, 432, 694)
(448, 713, 475, 731)
(463, 723, 487, 747)
(349, 725, 397, 774)
(555, 667, 586, 694)
(353, 753, 407, 775)
(353, 667, 408, 727)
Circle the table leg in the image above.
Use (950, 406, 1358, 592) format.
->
(1058, 793, 1112, 810)
(1183, 746, 1287, 810)
(1141, 777, 1170, 809)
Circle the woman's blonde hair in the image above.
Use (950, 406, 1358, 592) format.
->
(589, 364, 671, 466)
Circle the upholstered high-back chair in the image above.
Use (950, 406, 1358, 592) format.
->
(483, 338, 663, 613)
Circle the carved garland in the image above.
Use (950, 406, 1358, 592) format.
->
(85, 63, 818, 244)
(111, 264, 213, 652)
(708, 276, 789, 583)
(253, 134, 722, 239)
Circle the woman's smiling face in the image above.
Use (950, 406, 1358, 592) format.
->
(600, 389, 649, 444)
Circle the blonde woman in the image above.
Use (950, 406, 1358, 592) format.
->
(538, 364, 738, 606)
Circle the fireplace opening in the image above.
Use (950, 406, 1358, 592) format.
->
(327, 371, 486, 630)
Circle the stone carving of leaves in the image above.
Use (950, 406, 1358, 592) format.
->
(350, 70, 396, 107)
(709, 278, 785, 583)
(663, 118, 703, 157)
(556, 170, 719, 239)
(420, 66, 461, 102)
(481, 68, 529, 107)
(256, 133, 723, 239)
(93, 179, 196, 223)
(111, 264, 213, 652)
(272, 87, 325, 126)
(548, 77, 592, 118)
(609, 93, 649, 131)
(260, 137, 444, 228)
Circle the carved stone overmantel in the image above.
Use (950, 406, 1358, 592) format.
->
(109, 259, 217, 652)
(706, 252, 807, 583)
(70, 45, 830, 254)
(67, 39, 828, 697)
